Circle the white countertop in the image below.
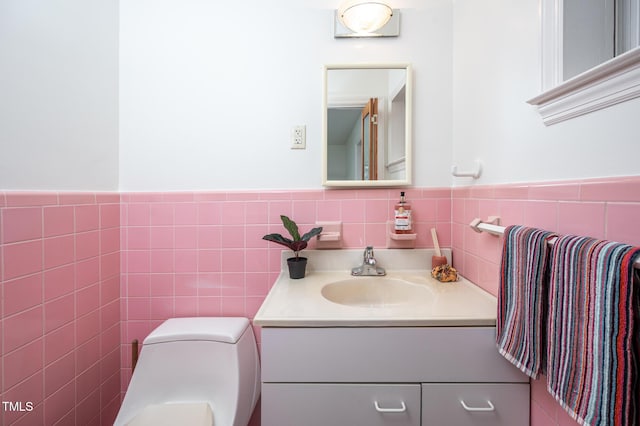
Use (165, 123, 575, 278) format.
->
(254, 249, 497, 327)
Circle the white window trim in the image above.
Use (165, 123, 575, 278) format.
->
(528, 0, 640, 125)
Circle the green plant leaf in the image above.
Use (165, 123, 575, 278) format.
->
(301, 226, 323, 242)
(263, 217, 320, 258)
(262, 233, 295, 250)
(280, 215, 301, 241)
(290, 240, 307, 253)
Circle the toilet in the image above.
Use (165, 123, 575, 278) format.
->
(114, 317, 261, 426)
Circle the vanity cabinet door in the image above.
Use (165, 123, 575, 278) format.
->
(262, 383, 421, 426)
(421, 383, 529, 426)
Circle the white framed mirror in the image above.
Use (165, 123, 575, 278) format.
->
(322, 64, 412, 187)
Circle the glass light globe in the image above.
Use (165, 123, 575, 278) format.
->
(339, 1, 393, 34)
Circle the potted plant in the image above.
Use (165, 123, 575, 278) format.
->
(263, 215, 323, 279)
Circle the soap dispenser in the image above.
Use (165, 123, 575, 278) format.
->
(393, 191, 412, 234)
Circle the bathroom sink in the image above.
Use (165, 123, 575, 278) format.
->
(254, 249, 498, 327)
(321, 277, 432, 308)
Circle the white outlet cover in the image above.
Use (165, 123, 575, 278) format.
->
(291, 125, 306, 149)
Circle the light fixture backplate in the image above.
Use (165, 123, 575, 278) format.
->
(334, 9, 400, 38)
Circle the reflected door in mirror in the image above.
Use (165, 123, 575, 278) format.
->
(361, 98, 378, 180)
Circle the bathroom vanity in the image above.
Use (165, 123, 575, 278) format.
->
(254, 249, 530, 426)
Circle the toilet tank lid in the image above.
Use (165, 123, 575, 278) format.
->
(144, 317, 250, 345)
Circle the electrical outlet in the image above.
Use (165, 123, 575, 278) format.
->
(291, 125, 306, 149)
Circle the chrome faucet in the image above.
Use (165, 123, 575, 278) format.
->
(351, 246, 386, 276)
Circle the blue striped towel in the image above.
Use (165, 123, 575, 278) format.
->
(546, 235, 640, 426)
(496, 225, 557, 378)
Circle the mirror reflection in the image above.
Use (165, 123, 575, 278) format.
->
(323, 64, 411, 187)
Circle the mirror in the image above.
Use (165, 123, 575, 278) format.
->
(322, 64, 412, 187)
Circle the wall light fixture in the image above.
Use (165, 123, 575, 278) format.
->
(334, 0, 400, 38)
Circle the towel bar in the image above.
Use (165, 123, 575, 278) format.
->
(470, 218, 640, 270)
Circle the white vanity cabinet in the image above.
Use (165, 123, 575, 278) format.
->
(260, 327, 529, 426)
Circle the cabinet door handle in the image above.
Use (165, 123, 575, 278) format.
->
(460, 399, 495, 412)
(374, 401, 407, 413)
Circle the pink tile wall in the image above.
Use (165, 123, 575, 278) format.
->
(451, 176, 640, 426)
(119, 188, 450, 425)
(5, 178, 634, 425)
(0, 192, 121, 426)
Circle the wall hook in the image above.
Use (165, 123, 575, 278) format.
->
(451, 160, 482, 179)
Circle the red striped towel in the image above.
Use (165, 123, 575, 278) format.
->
(547, 235, 640, 426)
(496, 225, 557, 378)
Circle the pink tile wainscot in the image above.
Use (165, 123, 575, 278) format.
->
(2, 177, 638, 426)
(1, 192, 121, 426)
(452, 176, 640, 426)
(119, 188, 451, 352)
(119, 188, 451, 426)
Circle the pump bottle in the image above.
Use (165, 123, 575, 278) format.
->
(394, 191, 412, 234)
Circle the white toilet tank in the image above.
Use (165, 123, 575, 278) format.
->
(114, 317, 261, 426)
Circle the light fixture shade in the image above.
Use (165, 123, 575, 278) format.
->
(338, 1, 393, 34)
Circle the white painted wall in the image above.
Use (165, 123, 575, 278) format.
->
(5, 0, 631, 191)
(0, 0, 119, 190)
(119, 0, 453, 190)
(452, 0, 640, 186)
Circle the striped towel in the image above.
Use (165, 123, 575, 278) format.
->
(546, 235, 640, 426)
(496, 225, 557, 378)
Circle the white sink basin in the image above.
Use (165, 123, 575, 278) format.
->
(321, 277, 433, 308)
